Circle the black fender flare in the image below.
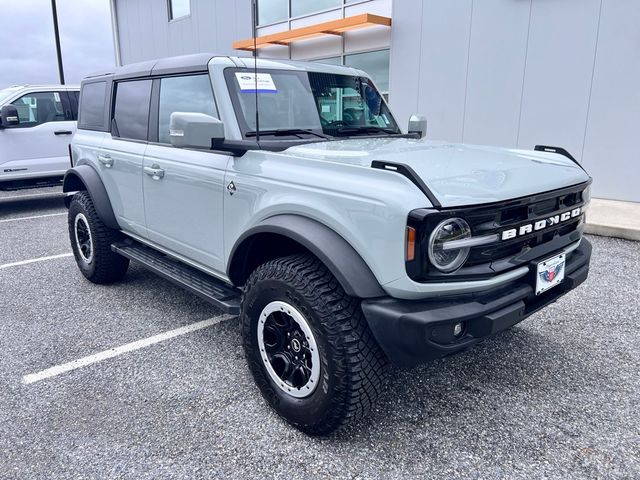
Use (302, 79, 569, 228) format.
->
(62, 165, 119, 230)
(228, 215, 386, 299)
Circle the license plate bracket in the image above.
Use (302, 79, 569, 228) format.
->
(536, 252, 566, 295)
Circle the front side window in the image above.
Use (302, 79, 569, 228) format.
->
(113, 80, 152, 141)
(168, 0, 190, 20)
(225, 69, 400, 139)
(10, 92, 67, 127)
(158, 75, 217, 144)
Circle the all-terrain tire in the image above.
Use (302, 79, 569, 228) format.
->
(241, 253, 389, 435)
(68, 191, 129, 284)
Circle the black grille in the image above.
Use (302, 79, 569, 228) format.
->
(406, 181, 590, 282)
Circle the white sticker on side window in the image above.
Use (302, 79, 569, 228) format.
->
(54, 92, 61, 102)
(235, 72, 277, 93)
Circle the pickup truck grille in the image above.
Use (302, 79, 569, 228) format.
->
(406, 181, 591, 282)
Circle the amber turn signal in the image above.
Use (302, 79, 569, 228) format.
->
(406, 226, 416, 261)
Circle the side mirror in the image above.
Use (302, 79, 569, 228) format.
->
(408, 114, 427, 138)
(0, 104, 20, 128)
(169, 112, 225, 149)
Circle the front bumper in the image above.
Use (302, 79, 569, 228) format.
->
(361, 238, 592, 367)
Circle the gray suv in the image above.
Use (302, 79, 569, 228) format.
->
(64, 53, 592, 435)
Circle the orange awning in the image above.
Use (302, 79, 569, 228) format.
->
(233, 13, 392, 51)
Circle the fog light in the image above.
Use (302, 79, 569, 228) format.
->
(453, 322, 464, 337)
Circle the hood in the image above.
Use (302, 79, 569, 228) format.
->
(285, 138, 590, 207)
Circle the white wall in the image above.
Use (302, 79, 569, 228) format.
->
(390, 0, 640, 202)
(115, 0, 252, 64)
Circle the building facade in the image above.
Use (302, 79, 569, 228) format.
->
(111, 0, 640, 202)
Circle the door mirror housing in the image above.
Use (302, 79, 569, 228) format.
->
(169, 112, 225, 149)
(408, 114, 427, 138)
(0, 104, 20, 128)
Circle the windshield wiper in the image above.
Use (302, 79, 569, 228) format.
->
(335, 126, 401, 136)
(246, 128, 332, 139)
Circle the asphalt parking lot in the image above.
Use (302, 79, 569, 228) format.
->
(1, 187, 639, 479)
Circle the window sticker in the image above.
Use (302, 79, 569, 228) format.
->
(235, 72, 277, 93)
(54, 92, 61, 102)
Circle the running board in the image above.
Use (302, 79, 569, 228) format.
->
(111, 240, 241, 315)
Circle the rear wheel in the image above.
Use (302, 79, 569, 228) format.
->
(68, 191, 129, 284)
(241, 253, 389, 435)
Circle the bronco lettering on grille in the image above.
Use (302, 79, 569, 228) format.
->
(501, 207, 582, 241)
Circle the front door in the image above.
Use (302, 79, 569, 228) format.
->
(143, 74, 228, 273)
(0, 90, 76, 180)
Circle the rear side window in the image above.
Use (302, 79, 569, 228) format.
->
(79, 82, 107, 129)
(158, 75, 217, 144)
(113, 80, 152, 141)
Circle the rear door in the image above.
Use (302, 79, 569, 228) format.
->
(99, 79, 152, 237)
(0, 89, 76, 180)
(143, 74, 229, 272)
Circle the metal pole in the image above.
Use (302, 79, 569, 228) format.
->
(50, 0, 65, 84)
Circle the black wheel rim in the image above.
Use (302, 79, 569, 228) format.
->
(74, 213, 93, 263)
(258, 301, 320, 398)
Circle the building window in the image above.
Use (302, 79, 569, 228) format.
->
(258, 0, 288, 25)
(345, 49, 390, 94)
(168, 0, 190, 20)
(311, 50, 390, 97)
(257, 0, 349, 25)
(311, 56, 342, 66)
(291, 0, 341, 18)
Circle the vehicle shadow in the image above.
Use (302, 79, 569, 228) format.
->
(332, 323, 602, 441)
(0, 192, 66, 220)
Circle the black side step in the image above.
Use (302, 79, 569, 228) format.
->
(112, 240, 241, 315)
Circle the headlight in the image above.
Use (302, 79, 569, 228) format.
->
(582, 185, 591, 205)
(428, 218, 471, 273)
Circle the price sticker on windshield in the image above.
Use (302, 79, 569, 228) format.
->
(235, 72, 277, 93)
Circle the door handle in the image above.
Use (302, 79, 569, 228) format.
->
(97, 154, 113, 168)
(144, 165, 165, 180)
(54, 130, 73, 135)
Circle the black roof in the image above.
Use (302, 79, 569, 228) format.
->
(85, 53, 219, 81)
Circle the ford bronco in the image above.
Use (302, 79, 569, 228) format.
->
(64, 54, 592, 435)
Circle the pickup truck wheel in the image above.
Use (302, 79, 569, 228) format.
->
(68, 191, 129, 284)
(241, 253, 388, 435)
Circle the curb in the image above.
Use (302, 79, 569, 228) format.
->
(585, 198, 640, 242)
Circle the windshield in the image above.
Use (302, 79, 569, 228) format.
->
(225, 68, 400, 139)
(0, 87, 21, 105)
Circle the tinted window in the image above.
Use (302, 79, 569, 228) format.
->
(113, 80, 152, 141)
(79, 82, 107, 129)
(158, 75, 217, 144)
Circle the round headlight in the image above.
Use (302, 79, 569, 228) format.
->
(428, 218, 471, 273)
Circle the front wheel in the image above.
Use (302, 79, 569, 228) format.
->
(68, 191, 129, 284)
(241, 254, 389, 435)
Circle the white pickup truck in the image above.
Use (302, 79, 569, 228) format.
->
(0, 84, 79, 189)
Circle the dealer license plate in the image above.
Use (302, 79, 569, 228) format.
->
(536, 252, 565, 295)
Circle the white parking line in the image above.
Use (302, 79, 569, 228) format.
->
(0, 212, 66, 223)
(22, 317, 227, 384)
(0, 192, 64, 201)
(0, 253, 73, 269)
